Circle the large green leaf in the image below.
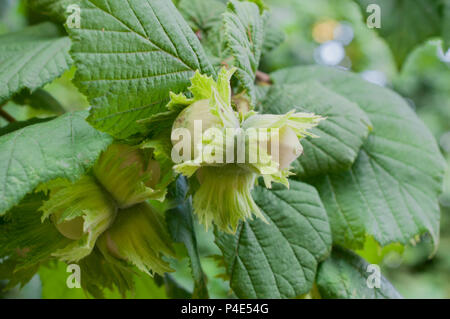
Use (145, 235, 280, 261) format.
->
(0, 22, 72, 104)
(69, 0, 215, 138)
(223, 0, 264, 103)
(317, 246, 402, 299)
(355, 0, 445, 68)
(215, 180, 331, 298)
(272, 66, 446, 251)
(0, 111, 113, 215)
(166, 177, 209, 298)
(0, 193, 70, 285)
(262, 82, 372, 178)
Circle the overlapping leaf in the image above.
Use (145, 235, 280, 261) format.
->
(0, 194, 70, 280)
(0, 111, 113, 214)
(317, 246, 402, 299)
(0, 22, 72, 104)
(272, 66, 446, 250)
(262, 13, 285, 55)
(223, 0, 264, 103)
(215, 180, 331, 298)
(68, 0, 215, 138)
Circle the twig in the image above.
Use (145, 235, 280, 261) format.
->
(0, 102, 15, 123)
(255, 70, 272, 85)
(195, 30, 202, 41)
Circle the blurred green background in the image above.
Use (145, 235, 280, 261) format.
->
(1, 0, 449, 298)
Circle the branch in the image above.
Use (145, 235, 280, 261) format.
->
(0, 102, 15, 123)
(255, 70, 272, 85)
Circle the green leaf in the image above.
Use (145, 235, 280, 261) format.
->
(166, 177, 209, 298)
(444, 0, 450, 51)
(0, 111, 113, 215)
(0, 0, 12, 17)
(0, 22, 72, 104)
(68, 0, 215, 138)
(316, 246, 402, 299)
(178, 0, 226, 33)
(0, 193, 70, 276)
(272, 66, 446, 251)
(0, 262, 40, 291)
(254, 84, 269, 110)
(355, 0, 444, 68)
(202, 20, 230, 69)
(39, 258, 168, 299)
(262, 13, 285, 55)
(262, 82, 372, 178)
(224, 0, 264, 103)
(39, 261, 88, 299)
(356, 236, 403, 265)
(244, 0, 267, 13)
(215, 180, 331, 298)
